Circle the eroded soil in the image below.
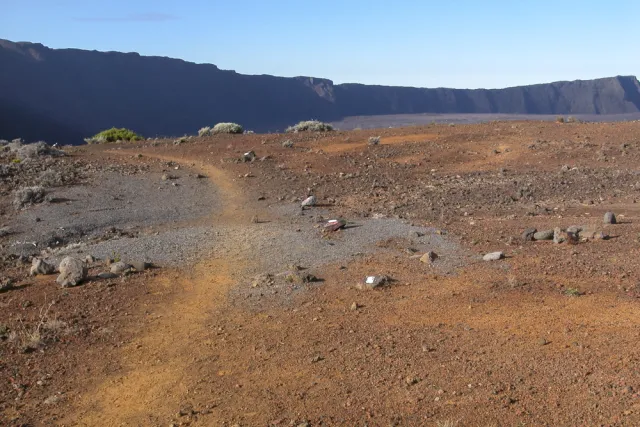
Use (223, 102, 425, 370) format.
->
(3, 121, 640, 426)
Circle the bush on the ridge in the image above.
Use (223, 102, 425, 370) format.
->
(198, 127, 212, 137)
(285, 120, 334, 133)
(212, 123, 244, 135)
(85, 128, 144, 144)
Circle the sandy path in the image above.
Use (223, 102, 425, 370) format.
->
(68, 153, 249, 426)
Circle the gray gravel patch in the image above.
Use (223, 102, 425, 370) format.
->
(7, 170, 219, 257)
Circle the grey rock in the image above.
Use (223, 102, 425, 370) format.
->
(110, 261, 133, 275)
(0, 227, 10, 237)
(356, 275, 389, 290)
(533, 230, 554, 241)
(483, 252, 504, 261)
(566, 225, 583, 234)
(420, 251, 438, 263)
(30, 258, 56, 276)
(242, 151, 257, 162)
(97, 272, 118, 280)
(84, 255, 96, 264)
(301, 195, 317, 208)
(56, 257, 87, 287)
(130, 261, 151, 272)
(604, 212, 617, 224)
(553, 227, 565, 244)
(522, 228, 537, 242)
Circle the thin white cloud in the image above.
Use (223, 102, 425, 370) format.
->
(73, 13, 178, 23)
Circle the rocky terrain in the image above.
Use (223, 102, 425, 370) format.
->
(3, 38, 640, 143)
(3, 120, 640, 426)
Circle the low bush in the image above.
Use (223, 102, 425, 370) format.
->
(13, 186, 46, 210)
(198, 127, 212, 137)
(285, 120, 334, 133)
(282, 140, 294, 148)
(368, 136, 381, 145)
(212, 123, 244, 135)
(85, 128, 143, 144)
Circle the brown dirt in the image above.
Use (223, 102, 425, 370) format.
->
(4, 121, 640, 426)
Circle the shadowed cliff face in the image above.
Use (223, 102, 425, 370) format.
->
(1, 39, 640, 144)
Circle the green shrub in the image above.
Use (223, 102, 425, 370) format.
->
(198, 127, 212, 137)
(212, 123, 243, 135)
(285, 120, 334, 133)
(85, 127, 143, 144)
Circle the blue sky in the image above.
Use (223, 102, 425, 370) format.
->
(2, 0, 639, 89)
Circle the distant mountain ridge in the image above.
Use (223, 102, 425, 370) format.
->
(2, 39, 640, 143)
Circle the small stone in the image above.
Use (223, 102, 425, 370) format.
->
(0, 277, 14, 292)
(604, 212, 617, 224)
(301, 195, 317, 208)
(420, 251, 438, 263)
(0, 227, 10, 237)
(30, 258, 56, 276)
(110, 261, 133, 275)
(356, 275, 388, 290)
(56, 257, 87, 287)
(84, 255, 96, 264)
(405, 376, 419, 386)
(483, 252, 504, 262)
(538, 338, 549, 346)
(553, 227, 565, 244)
(97, 272, 118, 280)
(533, 230, 554, 241)
(242, 151, 257, 162)
(522, 228, 537, 242)
(323, 219, 346, 232)
(566, 225, 583, 234)
(43, 395, 61, 405)
(161, 174, 170, 181)
(350, 302, 359, 311)
(130, 261, 151, 272)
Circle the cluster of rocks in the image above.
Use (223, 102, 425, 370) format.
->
(27, 255, 153, 288)
(522, 212, 616, 246)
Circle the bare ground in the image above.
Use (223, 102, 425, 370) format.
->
(3, 121, 640, 426)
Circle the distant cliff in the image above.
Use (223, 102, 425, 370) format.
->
(2, 39, 640, 143)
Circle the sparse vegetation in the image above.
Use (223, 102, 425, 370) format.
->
(282, 139, 294, 148)
(563, 287, 582, 297)
(198, 126, 212, 137)
(85, 127, 144, 144)
(566, 116, 578, 123)
(368, 136, 381, 145)
(556, 116, 565, 123)
(13, 185, 46, 210)
(285, 120, 334, 133)
(212, 122, 244, 135)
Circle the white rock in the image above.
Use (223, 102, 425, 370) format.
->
(483, 252, 504, 262)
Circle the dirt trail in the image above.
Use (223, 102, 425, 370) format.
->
(69, 152, 249, 426)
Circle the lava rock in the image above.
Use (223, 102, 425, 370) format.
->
(420, 251, 438, 263)
(56, 257, 87, 287)
(553, 227, 565, 244)
(522, 228, 537, 242)
(483, 252, 504, 261)
(356, 275, 389, 290)
(29, 258, 56, 276)
(533, 230, 554, 241)
(110, 261, 133, 275)
(604, 212, 617, 224)
(301, 195, 317, 208)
